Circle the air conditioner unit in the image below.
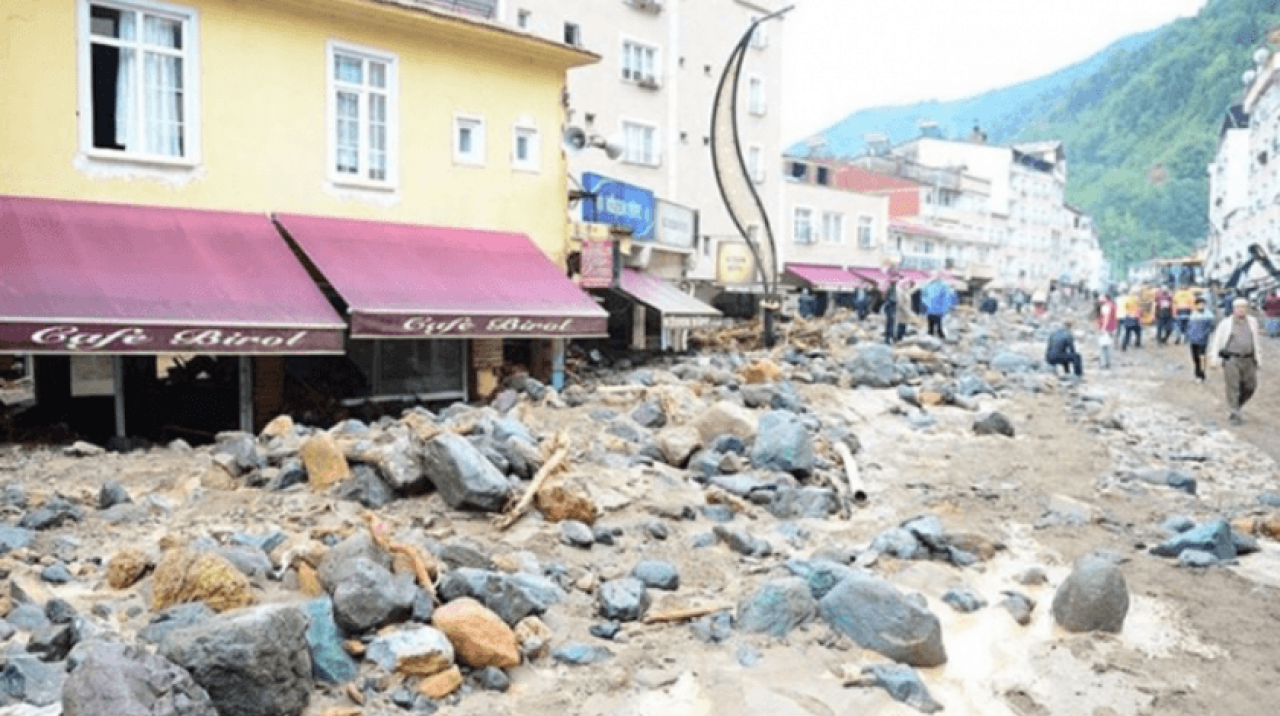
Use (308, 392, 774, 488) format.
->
(636, 76, 662, 90)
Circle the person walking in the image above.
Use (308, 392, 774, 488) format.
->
(1173, 285, 1196, 344)
(1264, 289, 1280, 338)
(1209, 297, 1263, 425)
(1118, 290, 1143, 351)
(1045, 320, 1083, 377)
(882, 274, 901, 345)
(921, 277, 957, 340)
(854, 287, 871, 321)
(894, 280, 914, 343)
(1154, 287, 1175, 345)
(1096, 294, 1118, 369)
(1185, 296, 1215, 383)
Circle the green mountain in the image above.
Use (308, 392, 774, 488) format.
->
(790, 0, 1280, 273)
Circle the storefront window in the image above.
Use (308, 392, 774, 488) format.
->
(347, 339, 464, 400)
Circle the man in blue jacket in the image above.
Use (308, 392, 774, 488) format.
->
(921, 278, 958, 340)
(1046, 320, 1083, 377)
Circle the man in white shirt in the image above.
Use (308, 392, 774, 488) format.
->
(1209, 297, 1263, 425)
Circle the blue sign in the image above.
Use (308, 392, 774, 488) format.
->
(583, 172, 655, 241)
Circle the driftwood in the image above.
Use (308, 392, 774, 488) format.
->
(642, 603, 734, 624)
(493, 430, 570, 531)
(834, 442, 868, 511)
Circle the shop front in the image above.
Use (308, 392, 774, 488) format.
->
(782, 263, 869, 316)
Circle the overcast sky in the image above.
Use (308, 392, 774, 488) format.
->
(779, 0, 1211, 143)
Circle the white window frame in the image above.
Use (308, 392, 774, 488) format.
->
(620, 38, 660, 86)
(749, 16, 768, 49)
(793, 206, 814, 245)
(78, 0, 202, 166)
(512, 122, 540, 173)
(453, 113, 487, 167)
(747, 76, 766, 117)
(620, 119, 659, 167)
(326, 40, 399, 189)
(822, 211, 844, 244)
(747, 144, 764, 183)
(857, 215, 874, 248)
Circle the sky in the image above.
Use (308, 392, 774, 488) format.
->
(780, 0, 1212, 143)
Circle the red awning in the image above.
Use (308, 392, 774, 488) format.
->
(276, 214, 607, 339)
(0, 196, 346, 354)
(849, 266, 892, 290)
(618, 269, 721, 329)
(783, 264, 867, 292)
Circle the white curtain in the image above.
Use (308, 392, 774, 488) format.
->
(143, 16, 183, 156)
(113, 11, 136, 148)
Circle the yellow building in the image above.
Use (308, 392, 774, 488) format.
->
(0, 0, 606, 439)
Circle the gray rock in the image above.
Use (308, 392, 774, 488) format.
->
(1178, 549, 1220, 567)
(436, 568, 565, 626)
(1015, 567, 1049, 586)
(560, 520, 596, 549)
(318, 533, 394, 592)
(366, 626, 454, 674)
(783, 559, 858, 600)
(737, 577, 818, 637)
(606, 419, 648, 444)
(432, 538, 495, 571)
(973, 412, 1015, 437)
(473, 666, 510, 692)
(0, 526, 34, 556)
(941, 588, 986, 613)
(1260, 492, 1280, 508)
(870, 528, 923, 560)
(765, 486, 838, 519)
(655, 425, 702, 468)
(846, 344, 896, 387)
(1150, 519, 1236, 561)
(1000, 592, 1035, 626)
(302, 598, 358, 684)
(1, 645, 63, 706)
(98, 482, 132, 510)
(551, 642, 612, 665)
(331, 558, 417, 633)
(19, 496, 84, 530)
(1233, 531, 1261, 556)
(369, 437, 425, 493)
(6, 603, 51, 633)
(216, 545, 273, 579)
(336, 464, 394, 509)
(1159, 515, 1196, 534)
(630, 561, 680, 591)
(690, 611, 733, 644)
(907, 413, 937, 431)
(1051, 556, 1129, 633)
(902, 515, 948, 552)
(630, 401, 667, 429)
(736, 644, 761, 667)
(39, 563, 72, 584)
(589, 620, 621, 639)
(419, 432, 513, 512)
(140, 604, 215, 645)
(62, 641, 218, 716)
(956, 372, 995, 398)
(2, 483, 27, 509)
(713, 525, 771, 557)
(26, 624, 75, 662)
(597, 578, 650, 622)
(44, 599, 76, 625)
(213, 434, 261, 475)
(698, 504, 735, 522)
(818, 573, 946, 666)
(750, 410, 815, 477)
(858, 663, 944, 714)
(159, 604, 312, 716)
(990, 351, 1033, 373)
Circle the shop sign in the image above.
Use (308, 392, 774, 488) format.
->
(580, 238, 618, 289)
(583, 172, 654, 240)
(716, 241, 757, 286)
(655, 199, 696, 250)
(0, 323, 343, 354)
(354, 313, 608, 338)
(663, 315, 719, 329)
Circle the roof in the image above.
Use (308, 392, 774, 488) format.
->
(833, 166, 923, 194)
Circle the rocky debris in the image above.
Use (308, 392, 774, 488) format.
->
(690, 401, 757, 445)
(597, 578, 650, 622)
(551, 642, 612, 666)
(630, 560, 680, 590)
(750, 410, 815, 477)
(818, 573, 947, 667)
(973, 411, 1015, 437)
(1052, 555, 1129, 633)
(1, 644, 67, 706)
(61, 641, 217, 716)
(366, 624, 455, 675)
(437, 568, 565, 626)
(432, 597, 520, 669)
(655, 425, 701, 468)
(1150, 519, 1237, 561)
(941, 587, 986, 613)
(19, 495, 84, 531)
(1000, 591, 1036, 626)
(330, 558, 417, 633)
(150, 549, 254, 613)
(158, 604, 311, 716)
(0, 526, 35, 555)
(737, 577, 818, 637)
(846, 663, 944, 714)
(299, 432, 350, 489)
(301, 597, 358, 684)
(420, 432, 514, 511)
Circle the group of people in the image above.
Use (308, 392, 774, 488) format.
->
(880, 273, 959, 345)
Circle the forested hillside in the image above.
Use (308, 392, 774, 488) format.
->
(791, 0, 1280, 272)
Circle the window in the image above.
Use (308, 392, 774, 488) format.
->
(621, 40, 659, 86)
(328, 41, 397, 185)
(794, 208, 814, 245)
(822, 212, 843, 243)
(453, 114, 486, 165)
(788, 162, 807, 180)
(747, 145, 763, 183)
(748, 77, 765, 116)
(621, 121, 658, 166)
(346, 339, 465, 401)
(815, 166, 829, 186)
(81, 0, 199, 162)
(516, 9, 530, 28)
(563, 22, 581, 46)
(512, 124, 540, 171)
(857, 215, 874, 248)
(749, 16, 768, 49)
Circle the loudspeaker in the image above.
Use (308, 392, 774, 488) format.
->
(562, 126, 587, 154)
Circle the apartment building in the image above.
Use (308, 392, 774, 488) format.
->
(1206, 104, 1252, 282)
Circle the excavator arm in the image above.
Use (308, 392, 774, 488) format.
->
(1219, 243, 1280, 306)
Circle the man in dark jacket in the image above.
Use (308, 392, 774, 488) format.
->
(1046, 320, 1083, 377)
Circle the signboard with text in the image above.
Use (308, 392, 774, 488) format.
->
(352, 313, 608, 339)
(716, 241, 757, 286)
(655, 199, 697, 250)
(580, 239, 618, 289)
(583, 172, 655, 241)
(0, 323, 344, 354)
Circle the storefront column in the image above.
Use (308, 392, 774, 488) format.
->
(632, 303, 646, 350)
(238, 356, 253, 433)
(550, 339, 566, 391)
(112, 356, 126, 438)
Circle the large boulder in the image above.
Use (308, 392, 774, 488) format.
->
(301, 598, 358, 683)
(367, 625, 456, 675)
(750, 411, 815, 478)
(845, 344, 896, 388)
(431, 597, 520, 669)
(159, 604, 312, 716)
(420, 433, 513, 512)
(62, 641, 217, 716)
(1150, 519, 1237, 561)
(299, 433, 350, 489)
(330, 558, 417, 633)
(737, 577, 818, 637)
(818, 572, 946, 667)
(436, 568, 565, 626)
(655, 425, 702, 468)
(1051, 556, 1129, 633)
(150, 549, 255, 613)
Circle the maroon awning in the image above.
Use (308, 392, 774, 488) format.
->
(0, 196, 346, 354)
(783, 263, 868, 292)
(849, 266, 892, 290)
(276, 214, 607, 339)
(617, 269, 721, 329)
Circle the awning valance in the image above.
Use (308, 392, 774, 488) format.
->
(276, 214, 608, 339)
(783, 263, 868, 292)
(0, 196, 346, 354)
(617, 269, 722, 329)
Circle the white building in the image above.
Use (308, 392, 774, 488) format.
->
(1206, 104, 1252, 283)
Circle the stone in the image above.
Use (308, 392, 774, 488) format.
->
(1150, 519, 1236, 561)
(750, 410, 815, 477)
(0, 526, 34, 555)
(630, 560, 679, 591)
(783, 559, 858, 600)
(551, 642, 612, 666)
(417, 665, 463, 699)
(302, 598, 358, 684)
(437, 568, 565, 626)
(1, 644, 66, 706)
(420, 432, 513, 512)
(597, 578, 650, 622)
(39, 563, 72, 584)
(690, 611, 733, 644)
(858, 663, 944, 714)
(631, 401, 667, 429)
(63, 440, 106, 457)
(213, 434, 262, 476)
(973, 412, 1015, 437)
(514, 616, 552, 660)
(97, 482, 132, 510)
(990, 351, 1033, 373)
(20, 495, 84, 531)
(139, 604, 215, 644)
(159, 604, 311, 716)
(870, 528, 923, 560)
(335, 464, 394, 509)
(737, 577, 818, 637)
(62, 641, 217, 716)
(846, 344, 896, 387)
(331, 558, 417, 633)
(473, 666, 510, 692)
(300, 433, 351, 489)
(942, 588, 986, 613)
(690, 401, 757, 445)
(260, 415, 294, 438)
(1178, 549, 1220, 567)
(367, 625, 455, 676)
(713, 525, 771, 557)
(151, 549, 255, 613)
(655, 425, 702, 468)
(818, 573, 946, 667)
(318, 533, 393, 591)
(1000, 592, 1035, 626)
(431, 597, 520, 669)
(560, 520, 595, 549)
(1051, 556, 1129, 633)
(44, 599, 76, 625)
